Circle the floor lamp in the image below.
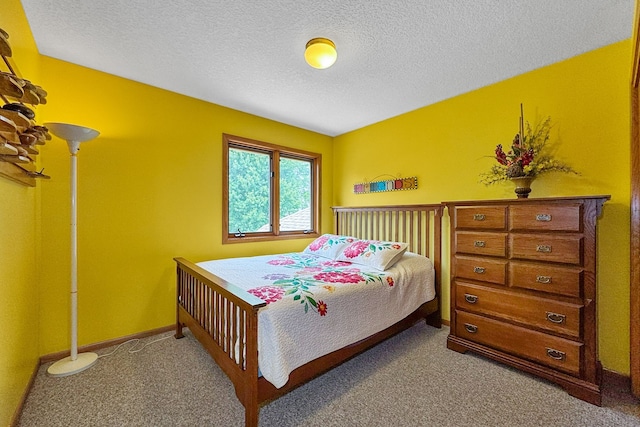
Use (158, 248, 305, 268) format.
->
(44, 122, 100, 377)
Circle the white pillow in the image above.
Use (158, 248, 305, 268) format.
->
(302, 234, 357, 259)
(336, 239, 408, 271)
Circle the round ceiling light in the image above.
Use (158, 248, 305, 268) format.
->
(304, 38, 337, 69)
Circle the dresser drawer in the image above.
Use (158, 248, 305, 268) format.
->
(456, 282, 582, 338)
(509, 234, 583, 265)
(509, 204, 582, 232)
(455, 311, 582, 376)
(454, 206, 507, 230)
(455, 256, 507, 285)
(455, 231, 507, 257)
(509, 261, 583, 298)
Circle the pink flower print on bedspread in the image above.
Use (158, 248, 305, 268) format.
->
(312, 270, 362, 284)
(342, 240, 403, 259)
(342, 240, 370, 258)
(247, 286, 286, 304)
(267, 257, 296, 266)
(307, 235, 330, 251)
(321, 260, 352, 268)
(307, 234, 355, 252)
(268, 254, 320, 269)
(250, 253, 391, 315)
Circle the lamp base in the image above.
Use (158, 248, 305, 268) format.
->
(47, 352, 98, 377)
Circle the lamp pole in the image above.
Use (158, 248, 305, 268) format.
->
(69, 139, 80, 362)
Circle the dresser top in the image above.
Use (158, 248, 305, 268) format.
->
(442, 195, 610, 206)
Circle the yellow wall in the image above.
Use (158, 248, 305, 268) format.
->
(0, 1, 42, 424)
(36, 57, 334, 355)
(334, 40, 631, 374)
(1, 2, 633, 421)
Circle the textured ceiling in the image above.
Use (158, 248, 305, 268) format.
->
(20, 0, 635, 137)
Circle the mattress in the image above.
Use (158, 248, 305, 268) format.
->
(197, 251, 435, 388)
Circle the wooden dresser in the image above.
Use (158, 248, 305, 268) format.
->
(444, 196, 609, 405)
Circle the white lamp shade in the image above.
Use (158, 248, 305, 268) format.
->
(45, 122, 100, 143)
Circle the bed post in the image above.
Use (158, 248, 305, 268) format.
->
(244, 307, 260, 427)
(426, 205, 443, 328)
(175, 262, 185, 339)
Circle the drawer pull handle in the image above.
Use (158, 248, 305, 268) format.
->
(473, 214, 486, 221)
(474, 240, 486, 248)
(546, 312, 566, 324)
(464, 293, 478, 304)
(536, 214, 552, 222)
(464, 323, 478, 333)
(536, 275, 552, 284)
(473, 266, 485, 274)
(546, 348, 566, 361)
(536, 244, 552, 253)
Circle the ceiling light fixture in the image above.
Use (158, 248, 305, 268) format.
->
(304, 38, 337, 70)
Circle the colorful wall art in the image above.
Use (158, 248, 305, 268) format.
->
(353, 177, 418, 194)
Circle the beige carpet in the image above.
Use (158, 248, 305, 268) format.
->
(18, 323, 640, 426)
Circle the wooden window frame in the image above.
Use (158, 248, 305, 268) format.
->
(222, 134, 321, 244)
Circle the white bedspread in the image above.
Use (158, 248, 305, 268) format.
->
(197, 251, 435, 388)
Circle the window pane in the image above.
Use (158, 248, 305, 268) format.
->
(279, 157, 312, 231)
(228, 147, 271, 233)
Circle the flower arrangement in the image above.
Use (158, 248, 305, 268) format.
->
(479, 113, 579, 185)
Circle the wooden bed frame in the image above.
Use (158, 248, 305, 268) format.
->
(174, 204, 442, 427)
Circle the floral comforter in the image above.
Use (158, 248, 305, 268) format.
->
(197, 251, 435, 388)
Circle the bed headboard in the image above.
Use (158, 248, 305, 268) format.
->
(331, 204, 442, 299)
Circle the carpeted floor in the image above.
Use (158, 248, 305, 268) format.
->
(18, 323, 640, 426)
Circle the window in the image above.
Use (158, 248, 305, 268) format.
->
(223, 134, 321, 243)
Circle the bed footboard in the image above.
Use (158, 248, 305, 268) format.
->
(174, 257, 266, 427)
